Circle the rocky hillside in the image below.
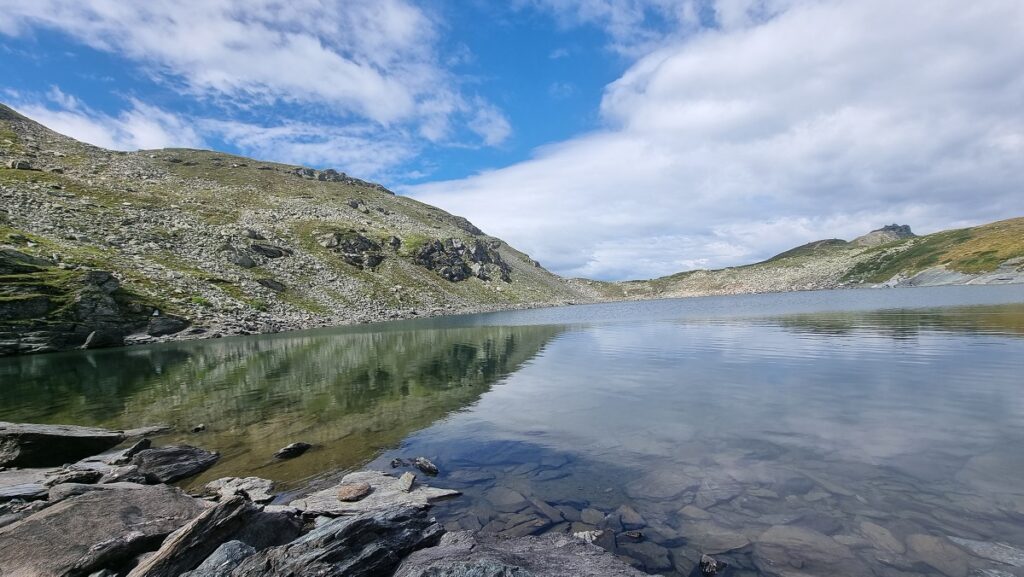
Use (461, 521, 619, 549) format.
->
(585, 219, 1024, 300)
(0, 103, 597, 355)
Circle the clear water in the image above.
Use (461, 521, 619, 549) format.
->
(2, 285, 1024, 576)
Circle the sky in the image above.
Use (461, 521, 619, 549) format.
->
(0, 0, 1022, 281)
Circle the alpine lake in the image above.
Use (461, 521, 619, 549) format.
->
(2, 285, 1023, 577)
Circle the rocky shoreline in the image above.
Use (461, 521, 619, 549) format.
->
(0, 421, 655, 577)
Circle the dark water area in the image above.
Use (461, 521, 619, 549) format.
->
(2, 285, 1024, 576)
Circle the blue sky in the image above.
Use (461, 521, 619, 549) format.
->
(1, 1, 1022, 280)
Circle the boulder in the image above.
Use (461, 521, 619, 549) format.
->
(7, 160, 32, 170)
(131, 445, 219, 483)
(231, 505, 443, 577)
(0, 422, 126, 467)
(249, 242, 292, 258)
(0, 484, 205, 577)
(256, 278, 286, 292)
(288, 470, 458, 516)
(394, 531, 650, 577)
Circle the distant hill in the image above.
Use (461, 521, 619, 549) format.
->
(583, 218, 1024, 300)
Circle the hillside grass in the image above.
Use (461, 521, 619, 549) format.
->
(843, 217, 1024, 282)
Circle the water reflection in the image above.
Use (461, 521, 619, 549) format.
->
(2, 288, 1023, 576)
(0, 324, 566, 486)
(367, 303, 1024, 576)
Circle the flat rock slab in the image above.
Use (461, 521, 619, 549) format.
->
(289, 470, 459, 516)
(0, 422, 125, 467)
(203, 477, 275, 504)
(0, 468, 51, 501)
(0, 484, 205, 577)
(394, 530, 650, 577)
(132, 445, 220, 483)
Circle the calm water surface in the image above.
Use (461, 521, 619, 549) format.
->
(2, 285, 1024, 576)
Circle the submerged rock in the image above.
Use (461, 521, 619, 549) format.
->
(947, 536, 1024, 567)
(394, 530, 650, 577)
(273, 442, 311, 460)
(0, 422, 125, 467)
(414, 456, 439, 476)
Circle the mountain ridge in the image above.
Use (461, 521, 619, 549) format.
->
(1, 103, 1022, 355)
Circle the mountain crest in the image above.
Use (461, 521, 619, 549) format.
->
(852, 224, 916, 247)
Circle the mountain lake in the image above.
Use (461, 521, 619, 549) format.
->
(2, 284, 1023, 576)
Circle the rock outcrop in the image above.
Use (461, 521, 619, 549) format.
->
(852, 224, 916, 247)
(413, 238, 512, 283)
(0, 249, 186, 355)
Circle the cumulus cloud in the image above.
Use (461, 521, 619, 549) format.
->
(9, 89, 418, 180)
(407, 0, 1024, 280)
(0, 0, 508, 147)
(13, 88, 205, 151)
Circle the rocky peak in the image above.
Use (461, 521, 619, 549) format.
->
(852, 224, 916, 247)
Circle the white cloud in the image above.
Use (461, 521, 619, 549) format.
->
(0, 0, 508, 146)
(201, 119, 417, 180)
(14, 89, 205, 151)
(407, 0, 1024, 280)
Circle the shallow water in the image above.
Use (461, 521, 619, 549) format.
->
(3, 285, 1024, 576)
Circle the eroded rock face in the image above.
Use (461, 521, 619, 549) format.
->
(0, 484, 205, 577)
(0, 422, 125, 468)
(413, 238, 511, 283)
(394, 531, 650, 577)
(317, 231, 384, 270)
(0, 250, 159, 356)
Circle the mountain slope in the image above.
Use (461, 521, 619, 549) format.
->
(2, 103, 1021, 356)
(595, 219, 1024, 300)
(0, 103, 596, 354)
